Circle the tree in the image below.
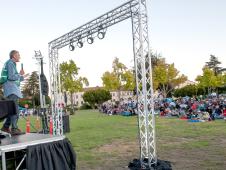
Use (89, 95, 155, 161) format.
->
(218, 73, 226, 93)
(0, 85, 3, 98)
(205, 55, 225, 76)
(101, 71, 120, 91)
(22, 71, 39, 96)
(102, 57, 135, 100)
(153, 58, 187, 97)
(111, 57, 128, 95)
(122, 70, 135, 91)
(19, 98, 32, 108)
(173, 85, 204, 97)
(150, 52, 162, 68)
(196, 67, 222, 94)
(22, 71, 39, 108)
(222, 73, 226, 85)
(83, 89, 112, 108)
(60, 60, 89, 112)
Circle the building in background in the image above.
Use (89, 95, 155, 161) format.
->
(65, 86, 134, 108)
(175, 80, 196, 89)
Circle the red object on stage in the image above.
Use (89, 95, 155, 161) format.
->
(49, 117, 53, 135)
(26, 117, 30, 133)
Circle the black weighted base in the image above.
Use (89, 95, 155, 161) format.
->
(128, 158, 172, 170)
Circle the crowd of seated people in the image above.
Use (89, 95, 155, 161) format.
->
(99, 94, 226, 121)
(155, 94, 226, 121)
(99, 99, 137, 116)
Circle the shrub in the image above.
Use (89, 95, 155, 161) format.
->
(79, 103, 92, 110)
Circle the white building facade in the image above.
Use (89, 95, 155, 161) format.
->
(65, 87, 134, 107)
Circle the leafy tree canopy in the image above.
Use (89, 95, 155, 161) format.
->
(60, 60, 89, 112)
(153, 58, 187, 97)
(83, 89, 111, 108)
(196, 67, 224, 94)
(102, 57, 135, 91)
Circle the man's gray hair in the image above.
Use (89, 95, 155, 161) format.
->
(9, 50, 18, 59)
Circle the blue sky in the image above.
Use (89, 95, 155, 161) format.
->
(0, 0, 225, 86)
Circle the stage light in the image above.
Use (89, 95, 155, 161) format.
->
(97, 31, 105, 39)
(69, 42, 75, 51)
(97, 25, 106, 39)
(87, 37, 94, 44)
(77, 40, 83, 48)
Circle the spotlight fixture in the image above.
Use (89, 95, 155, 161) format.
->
(69, 41, 75, 51)
(77, 40, 83, 48)
(87, 37, 94, 44)
(97, 25, 106, 39)
(97, 31, 105, 39)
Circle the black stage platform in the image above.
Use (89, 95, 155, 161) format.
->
(0, 133, 75, 170)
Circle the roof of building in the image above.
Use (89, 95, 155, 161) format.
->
(82, 86, 103, 92)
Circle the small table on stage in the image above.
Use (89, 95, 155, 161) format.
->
(0, 133, 65, 170)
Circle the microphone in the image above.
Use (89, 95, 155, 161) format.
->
(21, 63, 23, 70)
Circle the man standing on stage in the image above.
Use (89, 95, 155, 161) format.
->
(1, 50, 26, 135)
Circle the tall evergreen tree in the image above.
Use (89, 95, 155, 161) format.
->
(205, 55, 225, 76)
(22, 71, 40, 107)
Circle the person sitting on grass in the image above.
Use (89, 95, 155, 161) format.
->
(223, 106, 226, 121)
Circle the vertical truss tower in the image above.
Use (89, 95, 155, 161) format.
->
(49, 0, 156, 167)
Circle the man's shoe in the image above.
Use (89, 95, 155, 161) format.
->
(11, 128, 25, 136)
(1, 127, 11, 133)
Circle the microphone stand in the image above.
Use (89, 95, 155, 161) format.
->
(34, 50, 49, 134)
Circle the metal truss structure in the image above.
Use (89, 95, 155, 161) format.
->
(48, 0, 156, 167)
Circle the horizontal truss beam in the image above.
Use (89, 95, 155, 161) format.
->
(49, 0, 138, 49)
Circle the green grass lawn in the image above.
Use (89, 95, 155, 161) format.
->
(2, 110, 226, 169)
(66, 110, 138, 167)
